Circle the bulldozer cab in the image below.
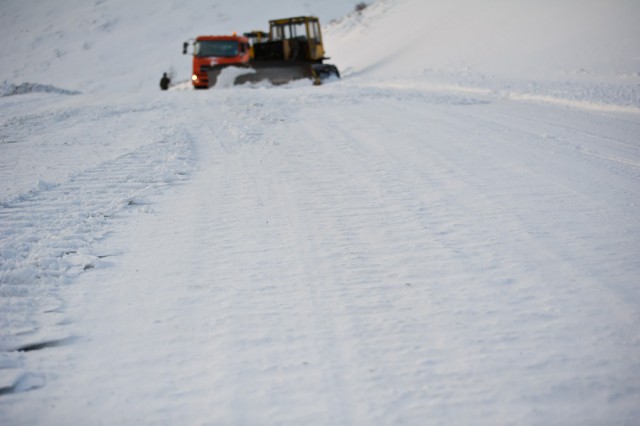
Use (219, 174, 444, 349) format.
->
(251, 16, 326, 62)
(269, 17, 325, 61)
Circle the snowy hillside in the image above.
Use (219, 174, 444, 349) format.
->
(2, 0, 640, 425)
(329, 0, 640, 80)
(325, 0, 640, 110)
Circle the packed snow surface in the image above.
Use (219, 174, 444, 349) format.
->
(1, 0, 640, 424)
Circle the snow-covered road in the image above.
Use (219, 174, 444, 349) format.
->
(2, 82, 639, 424)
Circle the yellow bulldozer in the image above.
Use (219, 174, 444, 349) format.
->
(201, 16, 340, 87)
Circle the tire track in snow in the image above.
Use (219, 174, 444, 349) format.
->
(280, 93, 640, 422)
(186, 94, 460, 422)
(3, 86, 639, 423)
(0, 128, 193, 393)
(185, 90, 640, 423)
(187, 96, 358, 423)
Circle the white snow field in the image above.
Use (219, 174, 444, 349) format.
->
(1, 0, 640, 424)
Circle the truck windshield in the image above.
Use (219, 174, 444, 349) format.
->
(194, 40, 239, 57)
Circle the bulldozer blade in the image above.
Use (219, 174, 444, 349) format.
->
(206, 61, 340, 88)
(236, 61, 314, 86)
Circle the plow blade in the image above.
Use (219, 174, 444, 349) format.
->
(207, 61, 339, 88)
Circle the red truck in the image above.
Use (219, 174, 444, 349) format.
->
(183, 34, 250, 89)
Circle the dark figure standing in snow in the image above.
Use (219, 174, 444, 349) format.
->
(160, 73, 170, 90)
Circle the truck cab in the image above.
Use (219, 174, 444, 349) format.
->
(184, 35, 250, 88)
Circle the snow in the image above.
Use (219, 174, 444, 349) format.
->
(1, 0, 640, 424)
